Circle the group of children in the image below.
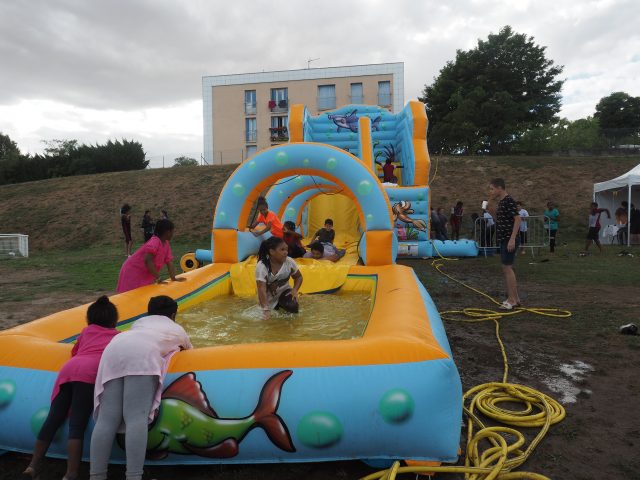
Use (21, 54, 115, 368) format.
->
(22, 295, 192, 480)
(249, 197, 346, 320)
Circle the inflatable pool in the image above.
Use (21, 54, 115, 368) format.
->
(0, 101, 464, 466)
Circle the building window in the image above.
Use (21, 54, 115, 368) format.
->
(245, 145, 257, 159)
(317, 84, 336, 110)
(378, 81, 392, 106)
(269, 88, 288, 112)
(244, 90, 256, 115)
(245, 118, 257, 143)
(350, 83, 363, 104)
(270, 116, 289, 142)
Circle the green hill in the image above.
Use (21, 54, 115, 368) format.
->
(1, 156, 637, 251)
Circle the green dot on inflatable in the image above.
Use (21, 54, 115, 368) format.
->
(0, 379, 16, 407)
(248, 160, 257, 170)
(297, 412, 343, 448)
(275, 151, 288, 166)
(350, 133, 356, 139)
(217, 211, 227, 222)
(366, 213, 374, 223)
(357, 180, 373, 196)
(379, 389, 414, 423)
(326, 133, 332, 139)
(302, 158, 311, 166)
(31, 407, 53, 437)
(286, 207, 296, 217)
(232, 183, 246, 197)
(278, 189, 285, 197)
(417, 193, 424, 200)
(326, 157, 337, 170)
(294, 176, 304, 185)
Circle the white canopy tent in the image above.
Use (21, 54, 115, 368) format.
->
(593, 164, 640, 246)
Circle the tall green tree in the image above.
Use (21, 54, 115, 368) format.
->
(594, 92, 640, 144)
(421, 26, 564, 154)
(0, 132, 21, 159)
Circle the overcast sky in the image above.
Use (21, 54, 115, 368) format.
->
(1, 0, 639, 166)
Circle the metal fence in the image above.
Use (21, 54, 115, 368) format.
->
(473, 215, 549, 257)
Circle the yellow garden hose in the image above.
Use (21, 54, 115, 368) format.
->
(361, 250, 571, 480)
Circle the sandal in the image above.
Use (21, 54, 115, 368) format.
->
(499, 301, 517, 310)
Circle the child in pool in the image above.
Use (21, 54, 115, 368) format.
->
(282, 221, 306, 258)
(255, 236, 303, 320)
(22, 296, 120, 480)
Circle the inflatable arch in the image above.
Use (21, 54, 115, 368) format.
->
(209, 143, 397, 266)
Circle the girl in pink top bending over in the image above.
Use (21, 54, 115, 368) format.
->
(116, 219, 186, 293)
(22, 296, 120, 480)
(90, 295, 192, 480)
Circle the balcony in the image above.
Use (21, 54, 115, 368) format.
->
(269, 126, 289, 142)
(269, 99, 289, 113)
(245, 130, 257, 143)
(244, 102, 257, 115)
(378, 93, 392, 107)
(317, 96, 336, 111)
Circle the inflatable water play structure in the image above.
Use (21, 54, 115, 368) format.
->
(0, 101, 467, 466)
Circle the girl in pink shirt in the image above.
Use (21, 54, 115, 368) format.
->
(22, 296, 119, 480)
(116, 219, 186, 293)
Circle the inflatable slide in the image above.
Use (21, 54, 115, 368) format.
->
(0, 101, 465, 466)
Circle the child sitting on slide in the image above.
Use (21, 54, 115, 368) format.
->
(311, 218, 335, 244)
(256, 237, 303, 320)
(282, 221, 306, 258)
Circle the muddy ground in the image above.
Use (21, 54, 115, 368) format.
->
(1, 249, 639, 479)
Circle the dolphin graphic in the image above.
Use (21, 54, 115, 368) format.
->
(138, 370, 295, 459)
(327, 109, 359, 133)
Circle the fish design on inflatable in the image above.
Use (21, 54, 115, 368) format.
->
(328, 110, 381, 133)
(135, 370, 296, 459)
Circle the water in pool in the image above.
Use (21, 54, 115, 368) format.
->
(178, 292, 371, 348)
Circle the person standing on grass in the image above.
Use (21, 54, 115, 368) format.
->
(517, 201, 529, 255)
(116, 219, 186, 293)
(543, 201, 560, 253)
(141, 210, 155, 243)
(120, 204, 133, 257)
(21, 296, 119, 480)
(450, 201, 464, 240)
(584, 202, 610, 254)
(488, 178, 521, 310)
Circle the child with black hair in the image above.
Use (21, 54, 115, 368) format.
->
(311, 218, 336, 244)
(282, 221, 306, 258)
(256, 236, 303, 320)
(116, 219, 185, 293)
(22, 296, 120, 480)
(120, 204, 133, 257)
(249, 198, 284, 238)
(304, 241, 341, 262)
(90, 295, 192, 480)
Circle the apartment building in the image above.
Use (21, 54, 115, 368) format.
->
(202, 63, 404, 165)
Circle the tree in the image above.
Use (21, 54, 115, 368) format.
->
(594, 92, 640, 144)
(173, 156, 198, 167)
(0, 132, 21, 160)
(420, 26, 564, 154)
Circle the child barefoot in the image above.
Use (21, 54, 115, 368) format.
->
(22, 296, 120, 480)
(256, 236, 303, 320)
